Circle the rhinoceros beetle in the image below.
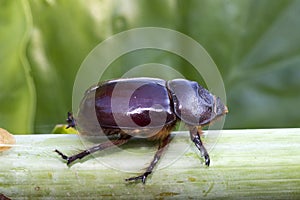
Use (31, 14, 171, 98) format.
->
(55, 77, 228, 184)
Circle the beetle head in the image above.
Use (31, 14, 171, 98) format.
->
(167, 79, 228, 126)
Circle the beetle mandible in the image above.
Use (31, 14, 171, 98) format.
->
(55, 77, 228, 184)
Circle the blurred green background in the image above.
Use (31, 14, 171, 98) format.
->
(1, 0, 300, 134)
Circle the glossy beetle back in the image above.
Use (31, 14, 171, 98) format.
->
(77, 78, 177, 135)
(167, 79, 227, 126)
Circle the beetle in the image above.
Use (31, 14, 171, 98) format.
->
(55, 77, 228, 184)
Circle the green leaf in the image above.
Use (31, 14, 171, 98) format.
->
(166, 0, 300, 128)
(0, 1, 35, 133)
(27, 0, 110, 133)
(1, 0, 300, 133)
(51, 125, 77, 134)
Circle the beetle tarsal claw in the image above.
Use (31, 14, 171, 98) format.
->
(54, 149, 86, 165)
(125, 172, 151, 184)
(54, 149, 66, 159)
(54, 149, 73, 164)
(55, 150, 75, 166)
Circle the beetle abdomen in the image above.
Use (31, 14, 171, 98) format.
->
(77, 78, 177, 137)
(101, 120, 176, 140)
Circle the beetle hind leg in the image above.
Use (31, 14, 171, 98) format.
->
(55, 135, 131, 165)
(125, 134, 172, 184)
(66, 112, 76, 129)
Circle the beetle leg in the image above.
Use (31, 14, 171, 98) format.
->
(125, 134, 172, 184)
(55, 135, 131, 165)
(189, 126, 210, 166)
(66, 112, 76, 129)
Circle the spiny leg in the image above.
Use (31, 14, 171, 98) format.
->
(55, 135, 131, 165)
(66, 112, 76, 129)
(189, 126, 210, 166)
(125, 134, 172, 184)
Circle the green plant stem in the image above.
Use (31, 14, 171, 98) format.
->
(0, 129, 299, 199)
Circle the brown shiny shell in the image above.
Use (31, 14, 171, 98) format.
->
(77, 78, 177, 136)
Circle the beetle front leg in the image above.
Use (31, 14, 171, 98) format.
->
(189, 126, 210, 166)
(125, 134, 172, 184)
